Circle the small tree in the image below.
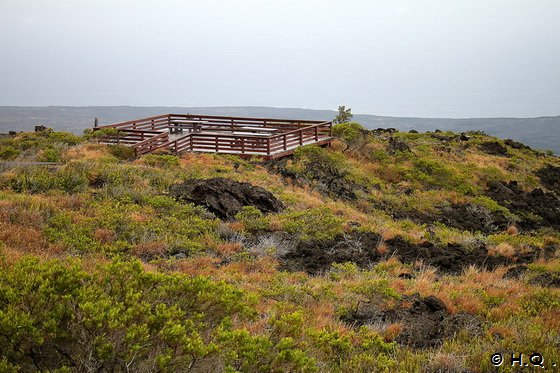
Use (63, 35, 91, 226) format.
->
(334, 106, 353, 124)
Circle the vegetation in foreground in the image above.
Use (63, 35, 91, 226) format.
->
(0, 125, 559, 372)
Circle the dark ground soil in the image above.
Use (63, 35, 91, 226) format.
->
(536, 164, 560, 193)
(486, 180, 560, 230)
(504, 265, 560, 287)
(387, 137, 411, 154)
(393, 203, 511, 234)
(504, 138, 532, 151)
(279, 233, 554, 275)
(394, 179, 560, 233)
(478, 141, 510, 156)
(528, 272, 560, 288)
(383, 237, 544, 275)
(503, 265, 528, 279)
(341, 294, 482, 349)
(279, 231, 382, 274)
(265, 157, 365, 201)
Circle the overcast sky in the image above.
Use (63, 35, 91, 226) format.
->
(1, 0, 559, 117)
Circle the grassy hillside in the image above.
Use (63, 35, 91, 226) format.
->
(1, 106, 560, 154)
(0, 125, 559, 372)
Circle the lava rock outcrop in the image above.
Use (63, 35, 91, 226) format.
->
(170, 177, 284, 219)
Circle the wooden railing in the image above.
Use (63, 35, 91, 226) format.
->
(268, 122, 332, 153)
(94, 114, 332, 158)
(94, 129, 164, 145)
(133, 132, 170, 155)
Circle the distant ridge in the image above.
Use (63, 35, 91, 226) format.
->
(1, 106, 559, 154)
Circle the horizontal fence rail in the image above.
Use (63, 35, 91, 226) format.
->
(93, 114, 333, 158)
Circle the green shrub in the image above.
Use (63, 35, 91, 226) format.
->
(293, 145, 346, 171)
(142, 154, 180, 168)
(235, 206, 269, 232)
(218, 328, 318, 372)
(38, 147, 62, 162)
(407, 158, 474, 194)
(0, 257, 254, 372)
(108, 144, 136, 160)
(332, 122, 367, 144)
(84, 127, 119, 140)
(277, 207, 344, 241)
(521, 288, 560, 316)
(0, 146, 20, 160)
(2, 162, 89, 194)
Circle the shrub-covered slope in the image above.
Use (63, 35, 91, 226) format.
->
(0, 125, 559, 372)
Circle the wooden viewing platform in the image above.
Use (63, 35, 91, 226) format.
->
(93, 114, 333, 159)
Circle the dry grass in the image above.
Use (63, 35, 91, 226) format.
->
(0, 223, 49, 254)
(506, 225, 519, 236)
(488, 324, 516, 340)
(455, 294, 485, 314)
(488, 242, 515, 258)
(308, 302, 336, 330)
(131, 241, 167, 260)
(426, 352, 467, 373)
(93, 228, 116, 245)
(215, 242, 243, 258)
(65, 143, 111, 161)
(380, 228, 397, 241)
(376, 242, 388, 255)
(176, 257, 221, 276)
(382, 322, 404, 342)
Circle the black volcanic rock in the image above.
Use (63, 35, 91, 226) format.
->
(342, 293, 482, 349)
(479, 141, 509, 156)
(392, 203, 510, 234)
(387, 137, 411, 154)
(279, 232, 382, 274)
(504, 138, 531, 150)
(536, 164, 560, 193)
(170, 177, 284, 219)
(486, 180, 560, 230)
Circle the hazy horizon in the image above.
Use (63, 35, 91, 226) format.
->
(1, 104, 560, 120)
(1, 0, 559, 118)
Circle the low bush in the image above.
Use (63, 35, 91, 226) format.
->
(141, 154, 180, 168)
(275, 207, 344, 241)
(332, 122, 367, 145)
(0, 257, 255, 372)
(0, 146, 20, 160)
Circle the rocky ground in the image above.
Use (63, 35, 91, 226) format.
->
(1, 125, 559, 372)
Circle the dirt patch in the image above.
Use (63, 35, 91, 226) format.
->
(479, 141, 509, 157)
(170, 177, 284, 219)
(431, 133, 459, 142)
(437, 204, 511, 233)
(384, 237, 537, 275)
(529, 272, 560, 288)
(265, 157, 365, 201)
(342, 294, 482, 349)
(503, 265, 528, 279)
(279, 232, 550, 275)
(504, 139, 532, 151)
(387, 137, 411, 154)
(536, 164, 560, 193)
(279, 232, 382, 275)
(486, 180, 560, 230)
(393, 203, 510, 234)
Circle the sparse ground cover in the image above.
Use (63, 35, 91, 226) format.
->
(0, 126, 559, 372)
